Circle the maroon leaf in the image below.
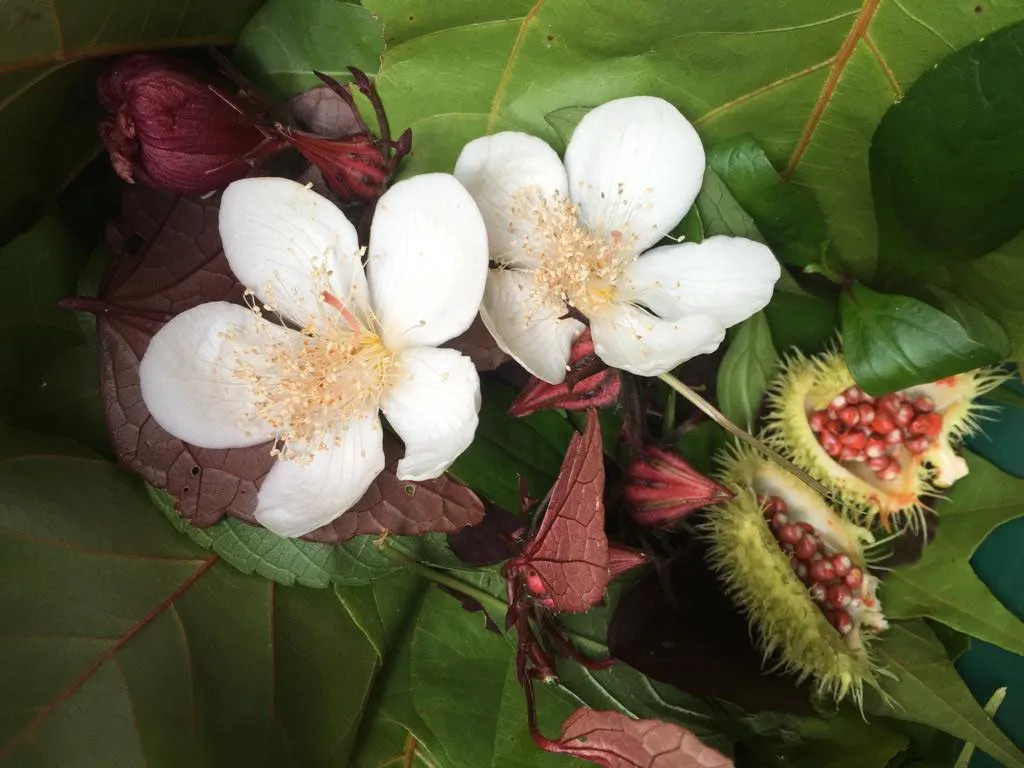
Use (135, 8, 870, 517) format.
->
(507, 408, 608, 612)
(447, 503, 525, 566)
(537, 709, 733, 768)
(446, 316, 509, 372)
(509, 330, 621, 417)
(623, 446, 733, 528)
(89, 185, 482, 540)
(607, 544, 649, 580)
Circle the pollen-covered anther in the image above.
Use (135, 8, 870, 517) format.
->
(229, 276, 396, 464)
(510, 189, 637, 318)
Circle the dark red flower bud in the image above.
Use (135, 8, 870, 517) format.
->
(98, 54, 280, 194)
(607, 544, 648, 579)
(509, 329, 622, 417)
(624, 446, 733, 527)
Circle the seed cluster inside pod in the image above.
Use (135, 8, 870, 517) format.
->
(761, 494, 875, 637)
(808, 386, 941, 482)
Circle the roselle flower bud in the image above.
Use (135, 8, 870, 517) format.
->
(272, 69, 411, 205)
(624, 446, 733, 527)
(98, 54, 279, 194)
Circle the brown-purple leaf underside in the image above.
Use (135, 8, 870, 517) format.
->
(96, 185, 482, 541)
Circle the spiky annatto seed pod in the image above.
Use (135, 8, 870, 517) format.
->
(703, 446, 889, 706)
(763, 348, 1004, 528)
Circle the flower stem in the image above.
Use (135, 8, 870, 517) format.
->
(658, 371, 832, 498)
(376, 540, 508, 619)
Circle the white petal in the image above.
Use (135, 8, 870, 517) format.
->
(254, 414, 385, 538)
(381, 347, 481, 481)
(453, 132, 569, 265)
(564, 96, 705, 255)
(139, 302, 284, 449)
(590, 302, 725, 377)
(219, 177, 369, 329)
(367, 173, 489, 349)
(478, 269, 584, 384)
(624, 236, 781, 327)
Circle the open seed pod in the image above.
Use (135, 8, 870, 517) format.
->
(703, 446, 889, 706)
(764, 349, 1003, 528)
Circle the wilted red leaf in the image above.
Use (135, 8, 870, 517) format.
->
(509, 330, 621, 417)
(446, 316, 509, 372)
(507, 408, 608, 612)
(91, 185, 483, 540)
(447, 503, 525, 566)
(538, 709, 733, 768)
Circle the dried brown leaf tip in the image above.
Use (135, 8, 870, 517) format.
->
(509, 330, 622, 417)
(536, 708, 733, 768)
(624, 446, 733, 528)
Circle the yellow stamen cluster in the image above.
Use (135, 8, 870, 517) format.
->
(226, 261, 395, 464)
(510, 189, 636, 317)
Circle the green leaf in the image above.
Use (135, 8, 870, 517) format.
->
(0, 453, 380, 766)
(764, 271, 838, 355)
(882, 454, 1024, 656)
(366, 0, 1024, 278)
(706, 136, 829, 268)
(543, 104, 592, 150)
(449, 378, 575, 511)
(840, 284, 1002, 396)
(694, 167, 762, 242)
(233, 0, 385, 97)
(928, 286, 1013, 360)
(0, 215, 85, 415)
(716, 312, 777, 429)
(870, 20, 1024, 268)
(869, 620, 1024, 768)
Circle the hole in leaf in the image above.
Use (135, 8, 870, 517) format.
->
(123, 233, 144, 255)
(974, 3, 983, 11)
(404, 484, 415, 496)
(190, 466, 200, 476)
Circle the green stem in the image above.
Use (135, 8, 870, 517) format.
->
(658, 371, 832, 498)
(377, 540, 508, 618)
(661, 388, 677, 439)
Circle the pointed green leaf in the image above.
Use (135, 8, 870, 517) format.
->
(882, 454, 1024, 655)
(716, 312, 777, 430)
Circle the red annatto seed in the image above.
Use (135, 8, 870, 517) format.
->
(844, 567, 863, 590)
(820, 431, 842, 457)
(794, 535, 818, 561)
(886, 429, 904, 444)
(809, 411, 828, 433)
(844, 387, 862, 404)
(839, 406, 860, 427)
(809, 559, 836, 582)
(839, 446, 859, 462)
(865, 437, 888, 458)
(867, 455, 890, 471)
(905, 435, 932, 454)
(826, 584, 853, 609)
(858, 403, 875, 424)
(831, 554, 852, 577)
(872, 412, 895, 434)
(771, 496, 788, 514)
(793, 561, 809, 582)
(840, 431, 867, 450)
(830, 394, 847, 410)
(878, 462, 901, 481)
(909, 412, 942, 437)
(797, 522, 815, 535)
(878, 394, 901, 414)
(777, 524, 803, 545)
(809, 583, 827, 602)
(895, 403, 915, 428)
(827, 419, 846, 435)
(771, 512, 788, 530)
(914, 396, 935, 412)
(830, 610, 854, 635)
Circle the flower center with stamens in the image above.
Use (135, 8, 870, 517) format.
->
(512, 190, 635, 317)
(230, 287, 396, 463)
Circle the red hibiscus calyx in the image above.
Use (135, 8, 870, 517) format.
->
(624, 445, 733, 527)
(509, 329, 622, 417)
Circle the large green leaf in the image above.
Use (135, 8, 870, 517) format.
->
(716, 311, 777, 430)
(871, 19, 1024, 268)
(366, 0, 1024, 279)
(870, 620, 1024, 768)
(882, 454, 1024, 656)
(840, 284, 1003, 395)
(233, 0, 385, 97)
(0, 452, 380, 766)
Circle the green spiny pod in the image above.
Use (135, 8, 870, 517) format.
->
(703, 446, 889, 706)
(763, 348, 1003, 528)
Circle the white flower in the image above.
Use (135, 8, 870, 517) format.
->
(454, 96, 782, 384)
(139, 174, 489, 538)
